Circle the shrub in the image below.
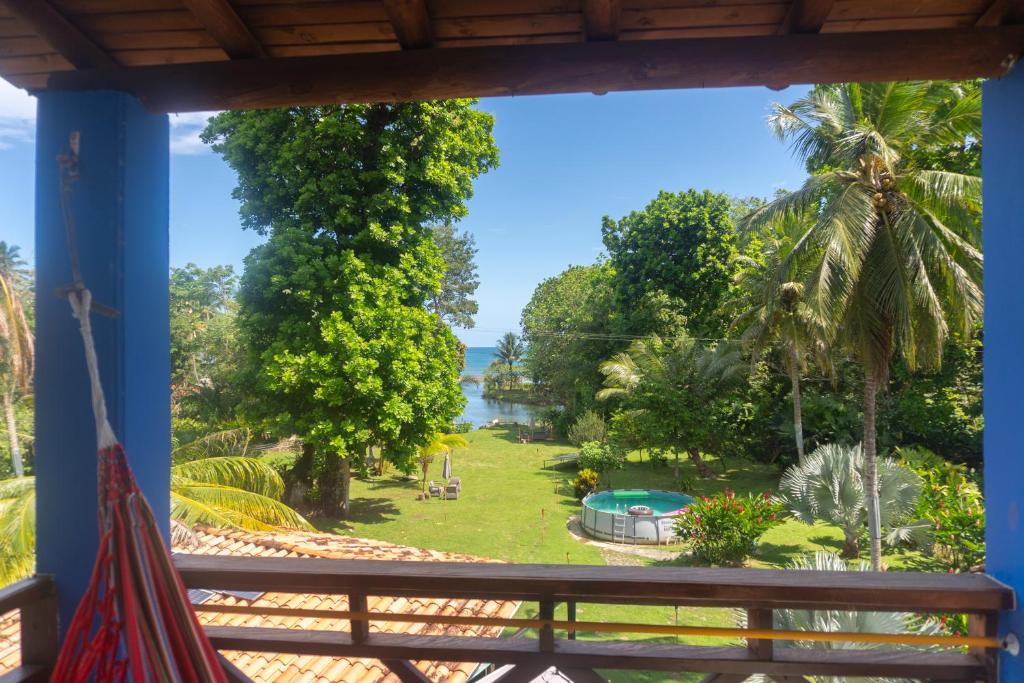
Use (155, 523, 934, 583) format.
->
(899, 447, 985, 573)
(674, 489, 783, 566)
(568, 410, 608, 446)
(451, 421, 473, 434)
(577, 441, 625, 475)
(573, 468, 600, 499)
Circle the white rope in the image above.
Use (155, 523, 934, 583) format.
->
(67, 288, 119, 451)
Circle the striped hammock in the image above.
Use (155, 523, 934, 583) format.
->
(50, 289, 226, 683)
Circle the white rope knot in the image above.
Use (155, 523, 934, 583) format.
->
(67, 287, 119, 451)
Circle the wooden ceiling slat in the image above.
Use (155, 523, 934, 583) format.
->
(433, 14, 583, 40)
(831, 0, 990, 21)
(620, 4, 787, 30)
(53, 0, 182, 13)
(0, 17, 36, 38)
(110, 47, 228, 66)
(976, 0, 1024, 26)
(46, 26, 1024, 112)
(269, 41, 400, 57)
(382, 0, 434, 48)
(92, 30, 219, 50)
(621, 23, 779, 39)
(822, 15, 977, 32)
(0, 51, 71, 75)
(436, 33, 582, 47)
(430, 0, 580, 18)
(238, 4, 389, 26)
(0, 0, 115, 67)
(0, 36, 62, 57)
(75, 10, 202, 33)
(180, 0, 266, 58)
(623, 0, 786, 8)
(583, 0, 621, 39)
(253, 23, 395, 46)
(778, 0, 835, 34)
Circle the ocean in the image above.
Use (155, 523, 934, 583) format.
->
(458, 346, 538, 427)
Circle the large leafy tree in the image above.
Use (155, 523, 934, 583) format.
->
(169, 263, 241, 422)
(0, 243, 32, 477)
(602, 189, 737, 337)
(429, 224, 480, 329)
(203, 101, 497, 517)
(597, 333, 746, 478)
(746, 82, 982, 569)
(732, 212, 832, 461)
(521, 263, 619, 412)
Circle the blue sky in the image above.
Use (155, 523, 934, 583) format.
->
(0, 81, 808, 346)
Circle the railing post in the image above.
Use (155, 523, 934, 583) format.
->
(349, 592, 369, 644)
(746, 608, 773, 661)
(969, 612, 998, 683)
(567, 600, 577, 640)
(539, 600, 555, 652)
(20, 577, 59, 669)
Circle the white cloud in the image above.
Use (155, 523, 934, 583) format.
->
(0, 80, 36, 148)
(0, 81, 216, 155)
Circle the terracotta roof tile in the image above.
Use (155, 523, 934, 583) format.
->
(0, 526, 520, 683)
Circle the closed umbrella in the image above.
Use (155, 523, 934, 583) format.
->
(442, 451, 452, 480)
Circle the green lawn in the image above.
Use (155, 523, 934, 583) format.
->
(309, 427, 895, 682)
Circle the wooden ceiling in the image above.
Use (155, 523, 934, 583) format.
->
(1, 0, 1023, 111)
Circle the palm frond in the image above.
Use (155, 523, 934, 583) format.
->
(172, 456, 285, 498)
(171, 485, 314, 531)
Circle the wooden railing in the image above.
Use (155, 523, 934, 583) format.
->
(0, 575, 58, 683)
(174, 555, 1016, 682)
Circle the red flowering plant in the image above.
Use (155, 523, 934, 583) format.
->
(673, 489, 785, 566)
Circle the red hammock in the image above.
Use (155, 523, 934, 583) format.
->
(49, 289, 227, 682)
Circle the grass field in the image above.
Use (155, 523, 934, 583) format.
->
(305, 426, 895, 682)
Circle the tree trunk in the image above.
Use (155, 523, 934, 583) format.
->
(686, 447, 714, 478)
(841, 531, 860, 559)
(339, 457, 351, 518)
(318, 453, 342, 517)
(863, 372, 882, 570)
(2, 391, 24, 477)
(789, 355, 805, 462)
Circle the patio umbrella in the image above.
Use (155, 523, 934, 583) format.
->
(442, 451, 452, 480)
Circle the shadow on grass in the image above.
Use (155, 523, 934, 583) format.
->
(754, 542, 805, 566)
(315, 497, 402, 531)
(808, 534, 844, 552)
(361, 476, 420, 492)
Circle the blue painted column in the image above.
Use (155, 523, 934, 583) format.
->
(34, 91, 170, 630)
(984, 64, 1024, 679)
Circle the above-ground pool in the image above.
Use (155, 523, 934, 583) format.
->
(580, 489, 694, 544)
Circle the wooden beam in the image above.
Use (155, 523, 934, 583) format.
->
(583, 0, 621, 41)
(381, 660, 431, 683)
(46, 27, 1024, 113)
(0, 0, 114, 68)
(202, 628, 987, 678)
(382, 0, 433, 49)
(778, 0, 835, 34)
(179, 0, 265, 59)
(977, 0, 1024, 26)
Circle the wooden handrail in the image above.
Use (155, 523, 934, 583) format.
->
(0, 576, 54, 616)
(174, 554, 1014, 613)
(0, 575, 58, 682)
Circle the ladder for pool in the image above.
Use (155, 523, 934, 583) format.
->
(612, 515, 627, 544)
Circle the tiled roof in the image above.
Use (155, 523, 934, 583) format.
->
(0, 526, 521, 682)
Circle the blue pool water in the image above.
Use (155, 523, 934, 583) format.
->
(584, 489, 694, 515)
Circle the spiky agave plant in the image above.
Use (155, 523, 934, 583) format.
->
(776, 443, 925, 559)
(739, 552, 943, 683)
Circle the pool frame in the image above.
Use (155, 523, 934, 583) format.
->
(579, 489, 690, 545)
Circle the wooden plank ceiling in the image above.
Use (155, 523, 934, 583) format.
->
(0, 0, 1022, 111)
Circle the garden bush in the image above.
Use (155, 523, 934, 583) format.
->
(674, 489, 783, 566)
(572, 468, 600, 499)
(899, 447, 985, 573)
(577, 441, 626, 478)
(567, 410, 608, 446)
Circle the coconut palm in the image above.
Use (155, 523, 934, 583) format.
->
(417, 432, 468, 493)
(597, 333, 746, 478)
(0, 453, 313, 585)
(739, 551, 943, 683)
(745, 82, 982, 569)
(732, 212, 832, 461)
(494, 332, 525, 390)
(777, 443, 924, 559)
(0, 242, 32, 477)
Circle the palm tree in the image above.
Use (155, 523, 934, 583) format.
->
(745, 82, 982, 569)
(597, 333, 746, 478)
(733, 212, 832, 461)
(0, 243, 32, 477)
(777, 443, 924, 559)
(494, 332, 525, 390)
(417, 432, 468, 494)
(0, 451, 313, 585)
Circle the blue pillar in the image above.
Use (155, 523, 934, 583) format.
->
(34, 91, 170, 630)
(984, 64, 1024, 679)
